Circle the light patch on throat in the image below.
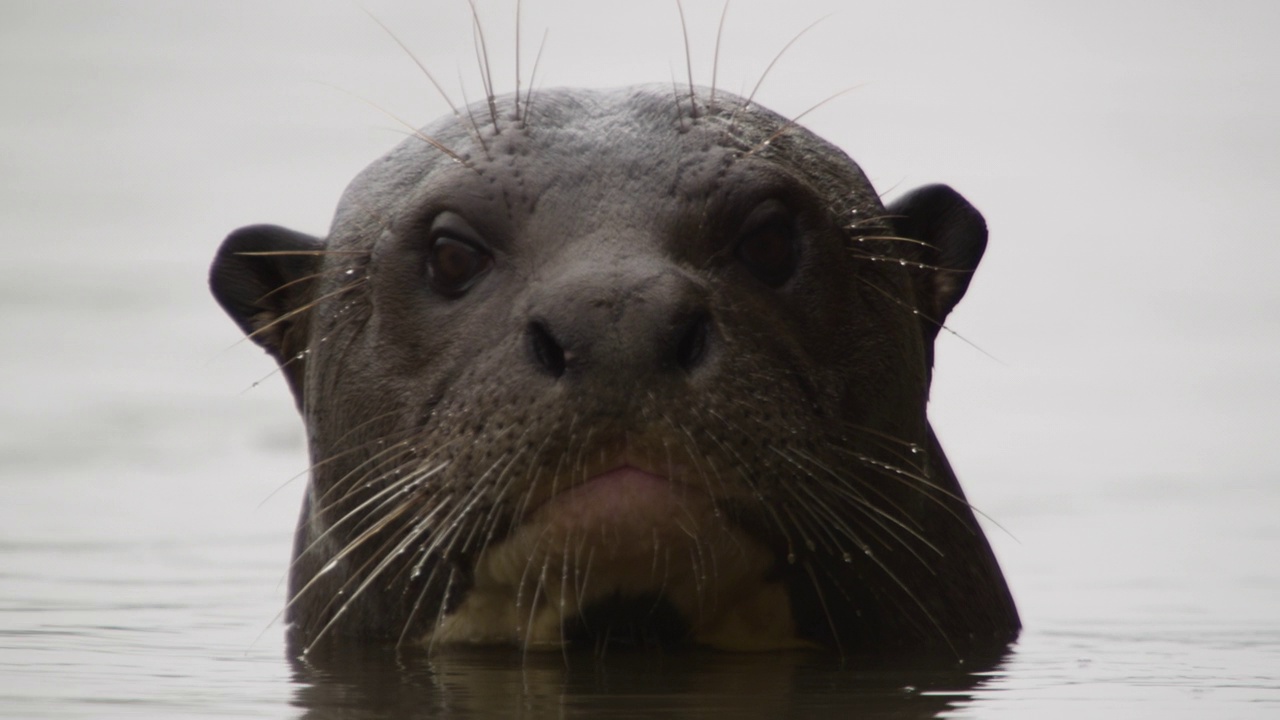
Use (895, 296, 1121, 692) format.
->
(421, 468, 811, 650)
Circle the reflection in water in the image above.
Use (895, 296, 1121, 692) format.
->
(289, 644, 1014, 718)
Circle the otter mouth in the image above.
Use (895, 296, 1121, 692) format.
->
(423, 452, 804, 651)
(525, 464, 704, 540)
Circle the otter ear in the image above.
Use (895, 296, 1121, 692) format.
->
(210, 225, 324, 395)
(885, 184, 987, 344)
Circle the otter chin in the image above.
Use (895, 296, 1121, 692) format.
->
(210, 83, 1019, 660)
(437, 463, 799, 651)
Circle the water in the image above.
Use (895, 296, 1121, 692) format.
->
(2, 1, 1278, 717)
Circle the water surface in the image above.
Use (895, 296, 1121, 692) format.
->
(2, 1, 1277, 717)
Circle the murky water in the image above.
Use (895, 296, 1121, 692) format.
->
(3, 1, 1278, 717)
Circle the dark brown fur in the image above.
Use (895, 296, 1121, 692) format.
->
(211, 82, 1018, 660)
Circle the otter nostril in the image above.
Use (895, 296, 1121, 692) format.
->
(674, 312, 711, 373)
(528, 320, 567, 378)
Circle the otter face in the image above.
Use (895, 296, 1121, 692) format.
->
(211, 86, 1014, 657)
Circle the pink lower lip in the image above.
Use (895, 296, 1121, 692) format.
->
(538, 466, 678, 524)
(572, 466, 669, 503)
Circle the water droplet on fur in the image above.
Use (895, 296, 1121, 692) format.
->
(909, 444, 922, 455)
(786, 553, 796, 564)
(344, 268, 355, 276)
(842, 552, 853, 563)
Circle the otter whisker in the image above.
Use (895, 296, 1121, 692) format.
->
(232, 249, 366, 257)
(456, 447, 529, 556)
(321, 82, 474, 168)
(744, 15, 826, 108)
(332, 492, 454, 603)
(812, 475, 938, 563)
(513, 0, 522, 121)
(782, 480, 868, 560)
(790, 485, 957, 654)
(315, 433, 444, 512)
(455, 71, 487, 145)
(802, 560, 844, 658)
(521, 28, 549, 122)
(506, 430, 560, 531)
(293, 465, 444, 577)
(505, 411, 580, 537)
(829, 446, 972, 525)
(854, 274, 1002, 364)
(520, 553, 551, 657)
(467, 0, 500, 130)
(700, 406, 799, 554)
(558, 542, 574, 662)
(306, 411, 424, 474)
(838, 423, 930, 474)
(256, 412, 417, 508)
(242, 277, 366, 348)
(667, 410, 751, 559)
(721, 14, 829, 137)
(782, 456, 943, 577)
(362, 9, 491, 158)
(675, 0, 699, 119)
(468, 423, 537, 539)
(685, 544, 706, 621)
(311, 436, 420, 511)
(709, 0, 731, 108)
(291, 469, 449, 598)
(669, 72, 690, 132)
(744, 85, 861, 157)
(242, 308, 371, 393)
(786, 445, 942, 555)
(399, 560, 445, 648)
(575, 540, 595, 618)
(420, 450, 515, 562)
(292, 497, 430, 652)
(361, 8, 461, 121)
(779, 503, 817, 561)
(252, 267, 362, 306)
(843, 231, 940, 251)
(424, 566, 460, 654)
(849, 250, 975, 274)
(512, 520, 552, 622)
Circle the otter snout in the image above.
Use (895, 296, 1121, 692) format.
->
(522, 259, 716, 384)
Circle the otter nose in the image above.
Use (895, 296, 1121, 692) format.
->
(524, 266, 714, 382)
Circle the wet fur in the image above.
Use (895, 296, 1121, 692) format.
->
(210, 7, 1018, 661)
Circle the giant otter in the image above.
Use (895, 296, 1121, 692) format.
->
(210, 84, 1019, 659)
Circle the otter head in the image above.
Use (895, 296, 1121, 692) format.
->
(210, 86, 1016, 658)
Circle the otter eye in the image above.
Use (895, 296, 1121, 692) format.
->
(735, 201, 798, 288)
(427, 236, 492, 297)
(424, 212, 493, 298)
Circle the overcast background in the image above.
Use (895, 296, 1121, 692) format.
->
(2, 1, 1277, 717)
